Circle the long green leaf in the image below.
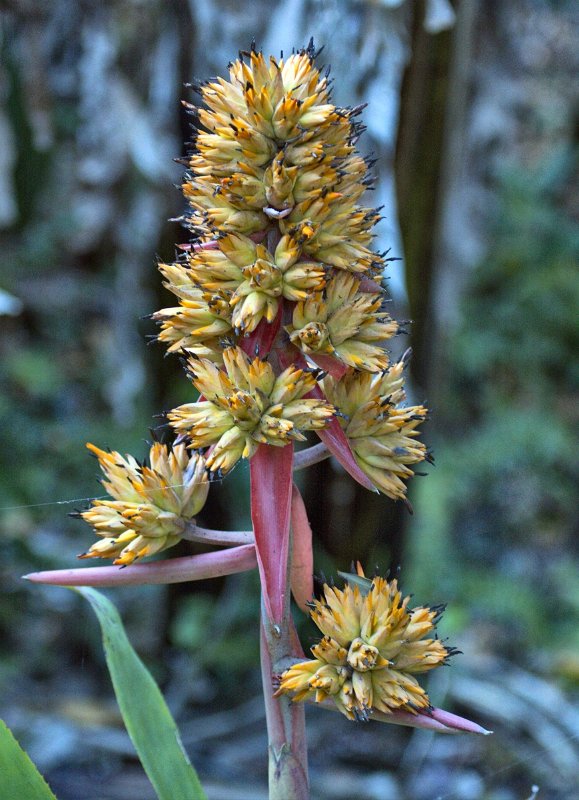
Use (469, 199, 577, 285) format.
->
(0, 719, 58, 800)
(72, 587, 206, 800)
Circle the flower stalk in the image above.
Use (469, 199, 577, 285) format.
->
(250, 442, 310, 796)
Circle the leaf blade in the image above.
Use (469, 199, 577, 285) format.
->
(71, 587, 206, 800)
(0, 719, 58, 800)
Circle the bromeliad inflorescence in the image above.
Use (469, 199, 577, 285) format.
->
(26, 41, 489, 800)
(76, 41, 430, 564)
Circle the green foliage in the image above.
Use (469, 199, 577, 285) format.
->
(449, 152, 578, 542)
(0, 720, 58, 800)
(72, 587, 207, 800)
(407, 152, 578, 655)
(452, 152, 579, 411)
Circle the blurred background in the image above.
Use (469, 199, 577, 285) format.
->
(1, 1, 577, 798)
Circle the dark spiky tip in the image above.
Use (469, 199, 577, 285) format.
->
(402, 497, 414, 515)
(304, 37, 324, 61)
(429, 603, 447, 621)
(314, 570, 328, 587)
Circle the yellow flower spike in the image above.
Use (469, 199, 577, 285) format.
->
(186, 250, 243, 294)
(219, 171, 267, 210)
(217, 232, 259, 268)
(347, 638, 386, 672)
(277, 568, 455, 720)
(273, 233, 301, 271)
(277, 660, 321, 700)
(186, 192, 269, 235)
(352, 670, 374, 710)
(168, 347, 334, 474)
(79, 443, 209, 565)
(169, 402, 234, 447)
(308, 664, 346, 697)
(311, 636, 349, 666)
(206, 427, 253, 474)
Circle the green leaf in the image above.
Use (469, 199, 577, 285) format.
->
(0, 719, 58, 800)
(72, 587, 206, 800)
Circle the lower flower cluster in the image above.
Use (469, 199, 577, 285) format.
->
(276, 567, 453, 720)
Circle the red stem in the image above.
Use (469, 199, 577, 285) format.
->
(249, 443, 294, 625)
(247, 224, 309, 797)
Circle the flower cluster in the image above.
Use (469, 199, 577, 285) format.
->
(162, 45, 382, 344)
(168, 346, 334, 474)
(277, 567, 453, 720)
(79, 443, 208, 565)
(286, 271, 398, 371)
(151, 42, 428, 489)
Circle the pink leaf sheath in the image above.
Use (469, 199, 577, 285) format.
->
(22, 545, 257, 587)
(313, 407, 378, 492)
(289, 483, 314, 613)
(250, 442, 294, 624)
(428, 707, 492, 735)
(313, 698, 491, 735)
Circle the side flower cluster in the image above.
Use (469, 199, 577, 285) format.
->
(276, 567, 454, 720)
(323, 360, 430, 501)
(78, 443, 208, 565)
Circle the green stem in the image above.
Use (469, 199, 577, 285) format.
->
(260, 599, 309, 799)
